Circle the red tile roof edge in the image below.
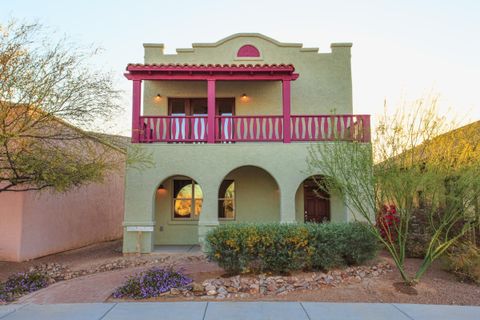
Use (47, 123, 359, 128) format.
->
(126, 63, 295, 72)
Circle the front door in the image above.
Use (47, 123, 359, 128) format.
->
(303, 179, 330, 223)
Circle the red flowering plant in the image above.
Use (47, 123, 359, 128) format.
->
(376, 204, 400, 242)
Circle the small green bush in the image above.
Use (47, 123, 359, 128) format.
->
(206, 222, 378, 274)
(443, 242, 480, 284)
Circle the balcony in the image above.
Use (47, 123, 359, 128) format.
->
(138, 114, 370, 143)
(125, 63, 370, 144)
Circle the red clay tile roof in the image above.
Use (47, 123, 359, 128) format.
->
(126, 63, 295, 72)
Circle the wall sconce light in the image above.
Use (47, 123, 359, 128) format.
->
(154, 93, 162, 102)
(240, 93, 249, 102)
(157, 184, 165, 190)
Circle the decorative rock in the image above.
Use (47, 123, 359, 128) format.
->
(205, 284, 216, 292)
(249, 283, 260, 294)
(192, 282, 204, 293)
(206, 289, 217, 296)
(217, 286, 228, 295)
(145, 260, 392, 299)
(170, 288, 181, 295)
(226, 286, 238, 293)
(324, 275, 334, 284)
(267, 282, 277, 292)
(275, 286, 286, 295)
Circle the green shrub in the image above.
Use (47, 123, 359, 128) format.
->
(206, 222, 378, 274)
(341, 222, 380, 264)
(443, 242, 480, 284)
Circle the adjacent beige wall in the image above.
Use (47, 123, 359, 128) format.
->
(0, 170, 125, 262)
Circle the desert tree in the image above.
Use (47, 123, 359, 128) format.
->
(0, 20, 149, 192)
(308, 96, 480, 285)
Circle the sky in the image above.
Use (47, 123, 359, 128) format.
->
(1, 0, 479, 135)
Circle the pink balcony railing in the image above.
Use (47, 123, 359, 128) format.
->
(141, 116, 208, 142)
(216, 115, 284, 142)
(138, 114, 370, 143)
(291, 115, 370, 142)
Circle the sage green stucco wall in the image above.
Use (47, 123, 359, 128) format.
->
(123, 34, 361, 253)
(222, 166, 280, 223)
(152, 166, 281, 245)
(154, 177, 198, 245)
(144, 81, 282, 116)
(123, 142, 363, 253)
(140, 33, 352, 116)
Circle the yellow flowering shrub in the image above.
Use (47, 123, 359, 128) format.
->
(205, 222, 378, 274)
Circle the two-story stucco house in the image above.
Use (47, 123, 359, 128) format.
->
(122, 33, 371, 253)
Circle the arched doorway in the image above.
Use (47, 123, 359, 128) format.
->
(219, 166, 280, 222)
(302, 177, 330, 223)
(154, 175, 203, 245)
(295, 176, 341, 223)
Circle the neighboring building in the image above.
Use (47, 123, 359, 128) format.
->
(0, 125, 126, 261)
(122, 33, 371, 253)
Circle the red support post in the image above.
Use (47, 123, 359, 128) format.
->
(282, 80, 291, 143)
(207, 79, 216, 143)
(131, 80, 142, 143)
(363, 115, 371, 142)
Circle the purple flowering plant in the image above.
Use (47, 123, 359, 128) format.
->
(0, 271, 49, 302)
(112, 267, 192, 299)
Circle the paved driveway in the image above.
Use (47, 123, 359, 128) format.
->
(1, 302, 479, 320)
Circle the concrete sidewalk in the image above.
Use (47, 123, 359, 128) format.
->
(1, 302, 479, 320)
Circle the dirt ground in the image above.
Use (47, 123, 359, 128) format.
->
(0, 240, 124, 281)
(2, 241, 479, 305)
(133, 252, 480, 306)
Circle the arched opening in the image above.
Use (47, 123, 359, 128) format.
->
(295, 176, 345, 223)
(219, 166, 280, 222)
(154, 175, 203, 245)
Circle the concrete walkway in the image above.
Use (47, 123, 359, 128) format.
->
(152, 245, 201, 254)
(1, 302, 479, 320)
(16, 258, 220, 304)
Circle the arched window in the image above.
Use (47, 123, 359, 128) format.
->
(236, 45, 260, 58)
(173, 179, 203, 219)
(218, 180, 235, 219)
